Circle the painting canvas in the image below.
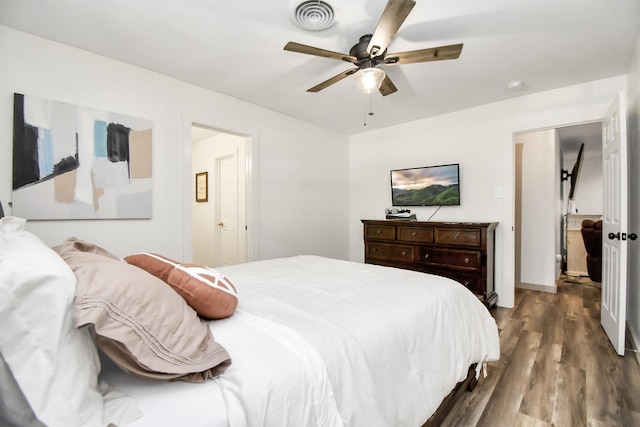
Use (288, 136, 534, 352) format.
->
(12, 93, 153, 219)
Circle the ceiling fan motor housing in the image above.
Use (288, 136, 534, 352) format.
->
(350, 35, 385, 69)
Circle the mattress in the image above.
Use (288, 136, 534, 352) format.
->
(101, 255, 500, 426)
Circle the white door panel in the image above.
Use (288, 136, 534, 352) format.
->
(601, 93, 628, 356)
(218, 153, 239, 266)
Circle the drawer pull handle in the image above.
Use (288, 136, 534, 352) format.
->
(464, 257, 469, 263)
(401, 250, 407, 256)
(376, 229, 382, 234)
(424, 253, 430, 259)
(412, 231, 417, 236)
(372, 248, 378, 252)
(454, 233, 460, 239)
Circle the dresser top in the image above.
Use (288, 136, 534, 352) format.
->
(362, 219, 498, 229)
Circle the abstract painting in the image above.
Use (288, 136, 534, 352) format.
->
(12, 93, 153, 219)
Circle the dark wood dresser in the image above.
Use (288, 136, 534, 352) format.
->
(362, 220, 498, 308)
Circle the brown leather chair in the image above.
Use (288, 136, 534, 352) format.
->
(581, 219, 602, 282)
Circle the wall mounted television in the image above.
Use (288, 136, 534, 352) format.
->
(390, 164, 460, 206)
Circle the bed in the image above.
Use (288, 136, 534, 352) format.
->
(0, 216, 500, 427)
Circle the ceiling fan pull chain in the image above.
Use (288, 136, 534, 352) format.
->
(369, 92, 374, 116)
(363, 92, 375, 126)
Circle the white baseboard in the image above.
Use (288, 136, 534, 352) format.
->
(627, 324, 640, 366)
(516, 282, 557, 294)
(565, 270, 588, 277)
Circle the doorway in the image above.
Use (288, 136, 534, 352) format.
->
(514, 122, 603, 292)
(191, 125, 248, 267)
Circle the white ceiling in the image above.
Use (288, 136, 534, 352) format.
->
(1, 0, 639, 136)
(558, 122, 602, 159)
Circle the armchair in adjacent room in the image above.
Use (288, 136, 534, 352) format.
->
(581, 219, 602, 282)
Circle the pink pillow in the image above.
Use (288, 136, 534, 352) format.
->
(123, 253, 176, 282)
(167, 264, 238, 320)
(125, 253, 238, 320)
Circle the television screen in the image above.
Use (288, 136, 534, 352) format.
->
(390, 164, 460, 206)
(568, 143, 584, 200)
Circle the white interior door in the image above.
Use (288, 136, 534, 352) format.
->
(216, 152, 239, 266)
(601, 93, 628, 356)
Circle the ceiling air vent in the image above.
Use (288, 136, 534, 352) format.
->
(289, 0, 338, 31)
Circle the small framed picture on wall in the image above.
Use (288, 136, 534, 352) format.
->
(195, 172, 208, 202)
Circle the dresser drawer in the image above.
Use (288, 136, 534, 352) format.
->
(417, 247, 481, 271)
(445, 272, 482, 295)
(435, 227, 481, 247)
(398, 226, 434, 243)
(366, 243, 414, 264)
(364, 224, 396, 241)
(362, 219, 498, 308)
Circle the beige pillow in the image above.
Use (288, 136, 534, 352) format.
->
(55, 238, 231, 383)
(125, 253, 238, 320)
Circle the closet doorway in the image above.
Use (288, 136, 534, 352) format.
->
(191, 125, 248, 267)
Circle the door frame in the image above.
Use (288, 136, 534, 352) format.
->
(180, 117, 259, 264)
(509, 119, 605, 303)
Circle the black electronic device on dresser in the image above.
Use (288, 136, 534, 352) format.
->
(362, 219, 498, 308)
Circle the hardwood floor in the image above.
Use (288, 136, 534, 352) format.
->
(440, 276, 640, 426)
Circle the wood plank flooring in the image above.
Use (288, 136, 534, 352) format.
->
(440, 276, 640, 426)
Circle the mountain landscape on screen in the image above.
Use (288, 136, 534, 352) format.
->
(391, 164, 460, 206)
(392, 184, 460, 206)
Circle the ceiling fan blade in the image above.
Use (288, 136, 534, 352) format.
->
(284, 41, 356, 63)
(379, 74, 398, 96)
(307, 68, 359, 93)
(367, 0, 416, 57)
(384, 43, 463, 65)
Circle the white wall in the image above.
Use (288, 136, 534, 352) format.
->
(561, 132, 604, 216)
(349, 76, 627, 308)
(516, 129, 560, 291)
(626, 35, 640, 353)
(562, 151, 603, 215)
(0, 26, 350, 261)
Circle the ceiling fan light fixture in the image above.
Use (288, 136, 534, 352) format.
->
(289, 0, 338, 32)
(354, 67, 386, 94)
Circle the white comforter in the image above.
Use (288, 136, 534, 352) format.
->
(105, 256, 500, 427)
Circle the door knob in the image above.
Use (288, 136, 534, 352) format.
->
(608, 232, 620, 240)
(630, 233, 638, 241)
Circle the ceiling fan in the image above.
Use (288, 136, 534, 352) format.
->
(284, 0, 463, 96)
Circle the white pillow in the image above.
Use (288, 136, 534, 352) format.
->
(0, 353, 44, 427)
(0, 217, 140, 427)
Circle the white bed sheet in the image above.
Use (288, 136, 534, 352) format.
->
(104, 256, 499, 427)
(102, 310, 342, 427)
